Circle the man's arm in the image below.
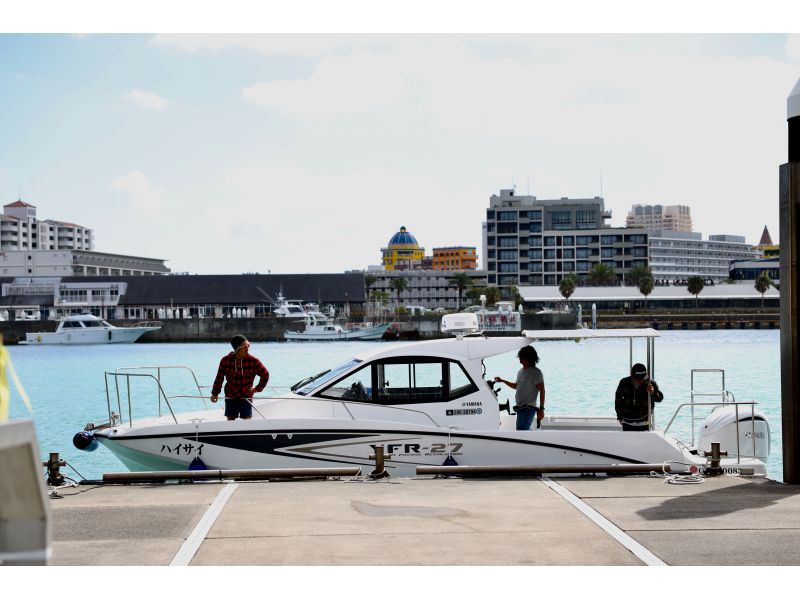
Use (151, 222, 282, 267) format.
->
(210, 358, 226, 402)
(614, 379, 626, 421)
(649, 379, 663, 403)
(536, 383, 546, 421)
(253, 360, 270, 393)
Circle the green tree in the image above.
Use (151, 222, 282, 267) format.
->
(588, 263, 617, 285)
(638, 274, 654, 308)
(389, 277, 408, 312)
(626, 265, 653, 287)
(484, 286, 501, 307)
(448, 272, 474, 310)
(754, 271, 772, 308)
(687, 276, 705, 308)
(465, 286, 486, 305)
(372, 290, 390, 306)
(559, 274, 578, 302)
(364, 274, 377, 300)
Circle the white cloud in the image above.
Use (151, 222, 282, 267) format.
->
(150, 33, 393, 57)
(125, 89, 169, 111)
(109, 170, 166, 213)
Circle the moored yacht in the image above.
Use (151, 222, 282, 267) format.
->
(21, 314, 161, 345)
(76, 315, 770, 476)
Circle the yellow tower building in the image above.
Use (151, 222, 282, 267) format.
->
(381, 226, 425, 270)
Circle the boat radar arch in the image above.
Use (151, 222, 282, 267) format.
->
(441, 313, 480, 338)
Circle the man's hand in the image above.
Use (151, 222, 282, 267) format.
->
(210, 395, 219, 403)
(536, 408, 545, 422)
(647, 383, 654, 394)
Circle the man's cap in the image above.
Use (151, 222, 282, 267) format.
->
(631, 363, 648, 379)
(231, 334, 248, 350)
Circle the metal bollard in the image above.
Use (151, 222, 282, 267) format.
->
(703, 442, 728, 476)
(369, 445, 390, 479)
(43, 452, 66, 487)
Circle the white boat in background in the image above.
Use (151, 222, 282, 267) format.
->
(285, 310, 391, 341)
(20, 314, 161, 345)
(77, 315, 771, 477)
(536, 302, 572, 315)
(271, 292, 307, 318)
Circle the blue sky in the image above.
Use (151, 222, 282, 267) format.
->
(1, 32, 799, 273)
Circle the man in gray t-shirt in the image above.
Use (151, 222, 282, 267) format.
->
(495, 345, 546, 430)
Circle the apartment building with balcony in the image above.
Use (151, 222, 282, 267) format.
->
(1, 200, 94, 251)
(647, 231, 760, 282)
(431, 246, 477, 270)
(483, 189, 645, 290)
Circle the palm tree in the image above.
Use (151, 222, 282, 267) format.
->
(448, 272, 473, 310)
(754, 271, 772, 308)
(638, 274, 654, 308)
(465, 286, 486, 305)
(559, 274, 578, 302)
(389, 277, 408, 311)
(484, 286, 501, 307)
(626, 265, 652, 287)
(364, 274, 377, 300)
(687, 276, 705, 308)
(588, 263, 617, 285)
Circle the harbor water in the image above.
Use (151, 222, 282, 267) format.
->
(5, 329, 782, 481)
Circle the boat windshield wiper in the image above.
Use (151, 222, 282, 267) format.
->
(291, 369, 331, 393)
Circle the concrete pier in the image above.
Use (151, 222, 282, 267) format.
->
(46, 474, 800, 566)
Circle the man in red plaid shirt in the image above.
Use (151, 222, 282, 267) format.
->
(210, 335, 269, 420)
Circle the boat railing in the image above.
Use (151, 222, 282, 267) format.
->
(663, 400, 759, 465)
(104, 366, 208, 426)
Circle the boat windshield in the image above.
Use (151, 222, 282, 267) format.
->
(292, 358, 362, 395)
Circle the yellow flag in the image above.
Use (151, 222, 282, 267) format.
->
(0, 341, 33, 421)
(0, 345, 8, 421)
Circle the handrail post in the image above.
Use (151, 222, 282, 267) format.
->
(104, 372, 112, 425)
(735, 403, 741, 464)
(127, 376, 132, 428)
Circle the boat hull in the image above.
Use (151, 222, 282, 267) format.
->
(93, 416, 744, 476)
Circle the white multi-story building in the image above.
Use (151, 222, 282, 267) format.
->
(366, 268, 488, 311)
(1, 200, 94, 251)
(647, 231, 760, 282)
(0, 249, 169, 277)
(626, 204, 693, 233)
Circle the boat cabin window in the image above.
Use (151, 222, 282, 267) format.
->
(83, 320, 103, 327)
(292, 359, 362, 395)
(317, 357, 478, 404)
(62, 320, 81, 328)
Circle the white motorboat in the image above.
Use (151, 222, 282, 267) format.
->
(76, 315, 771, 477)
(285, 310, 391, 341)
(20, 314, 161, 345)
(271, 292, 307, 318)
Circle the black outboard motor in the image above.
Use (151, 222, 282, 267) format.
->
(73, 430, 98, 452)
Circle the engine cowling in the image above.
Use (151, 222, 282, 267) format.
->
(697, 405, 770, 460)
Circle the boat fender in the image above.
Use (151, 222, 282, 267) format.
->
(36, 335, 42, 342)
(72, 431, 98, 452)
(188, 456, 208, 470)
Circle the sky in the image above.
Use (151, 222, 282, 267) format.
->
(2, 11, 800, 275)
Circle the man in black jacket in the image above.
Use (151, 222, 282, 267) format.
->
(615, 363, 663, 431)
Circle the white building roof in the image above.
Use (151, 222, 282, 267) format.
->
(519, 282, 779, 302)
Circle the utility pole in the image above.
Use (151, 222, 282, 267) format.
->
(780, 76, 800, 484)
